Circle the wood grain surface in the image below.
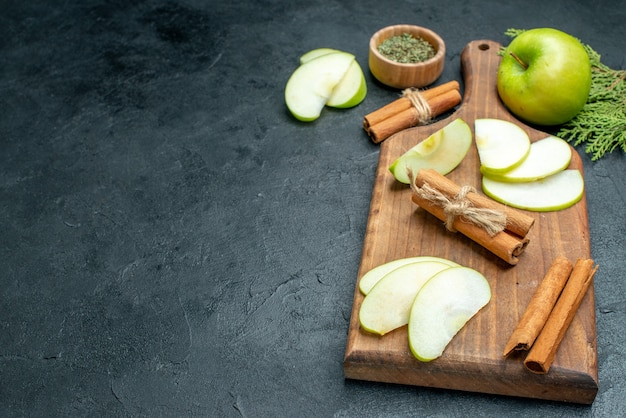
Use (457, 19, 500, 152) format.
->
(343, 40, 598, 404)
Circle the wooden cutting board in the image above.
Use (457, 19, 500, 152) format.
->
(343, 40, 598, 404)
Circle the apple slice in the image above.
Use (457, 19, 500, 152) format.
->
(326, 60, 367, 108)
(358, 256, 460, 295)
(481, 135, 572, 182)
(359, 261, 454, 335)
(299, 48, 367, 109)
(408, 267, 491, 362)
(299, 48, 338, 64)
(389, 118, 472, 184)
(475, 118, 531, 174)
(285, 51, 355, 121)
(482, 169, 584, 211)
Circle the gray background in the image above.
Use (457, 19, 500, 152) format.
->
(2, 0, 625, 416)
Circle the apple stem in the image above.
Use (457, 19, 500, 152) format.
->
(509, 51, 528, 70)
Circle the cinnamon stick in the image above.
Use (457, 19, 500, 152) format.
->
(367, 107, 417, 144)
(411, 190, 529, 265)
(364, 81, 462, 143)
(367, 89, 462, 144)
(363, 80, 460, 129)
(523, 258, 598, 374)
(428, 89, 462, 118)
(363, 99, 411, 131)
(415, 169, 535, 238)
(503, 256, 573, 357)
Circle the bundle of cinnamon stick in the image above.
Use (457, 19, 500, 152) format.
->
(410, 169, 534, 265)
(363, 80, 462, 143)
(504, 256, 599, 374)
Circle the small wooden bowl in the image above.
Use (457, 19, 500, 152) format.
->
(369, 24, 445, 89)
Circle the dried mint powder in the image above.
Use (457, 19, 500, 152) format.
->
(377, 33, 436, 64)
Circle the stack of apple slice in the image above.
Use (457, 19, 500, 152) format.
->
(284, 48, 367, 121)
(358, 256, 491, 362)
(475, 118, 584, 212)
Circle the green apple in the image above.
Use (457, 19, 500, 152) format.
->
(359, 256, 460, 295)
(408, 267, 491, 362)
(475, 118, 530, 174)
(481, 136, 572, 182)
(389, 118, 472, 184)
(497, 28, 592, 126)
(359, 261, 454, 335)
(482, 169, 584, 211)
(285, 51, 355, 121)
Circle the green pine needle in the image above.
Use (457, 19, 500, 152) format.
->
(504, 29, 626, 160)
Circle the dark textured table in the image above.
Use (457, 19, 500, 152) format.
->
(2, 1, 625, 416)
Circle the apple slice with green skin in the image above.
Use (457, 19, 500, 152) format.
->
(285, 51, 355, 121)
(408, 267, 491, 362)
(482, 169, 584, 212)
(359, 256, 460, 295)
(475, 118, 531, 174)
(359, 261, 455, 335)
(326, 60, 367, 108)
(299, 48, 338, 65)
(299, 48, 367, 109)
(389, 118, 472, 184)
(481, 135, 572, 182)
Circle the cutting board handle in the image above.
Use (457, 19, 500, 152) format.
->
(459, 40, 510, 120)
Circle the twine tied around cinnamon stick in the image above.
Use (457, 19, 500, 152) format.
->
(401, 88, 433, 125)
(411, 180, 507, 237)
(363, 81, 462, 143)
(409, 169, 533, 265)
